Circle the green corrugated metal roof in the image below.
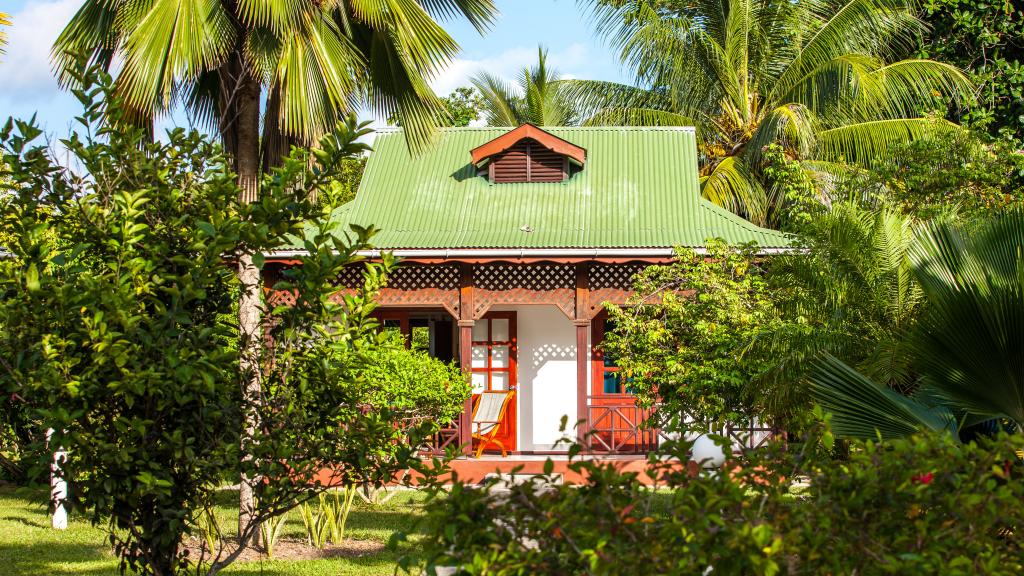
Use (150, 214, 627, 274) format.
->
(296, 126, 789, 249)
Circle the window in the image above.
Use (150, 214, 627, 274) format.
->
(376, 311, 455, 361)
(592, 317, 632, 395)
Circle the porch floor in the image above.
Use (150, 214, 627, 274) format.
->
(442, 454, 691, 486)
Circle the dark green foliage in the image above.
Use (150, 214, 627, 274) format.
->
(321, 156, 367, 207)
(759, 144, 825, 233)
(603, 240, 787, 427)
(410, 429, 1024, 575)
(920, 0, 1024, 145)
(837, 126, 1024, 220)
(807, 210, 1024, 437)
(1, 69, 258, 575)
(765, 204, 923, 411)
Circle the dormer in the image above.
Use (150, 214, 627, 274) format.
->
(470, 124, 587, 183)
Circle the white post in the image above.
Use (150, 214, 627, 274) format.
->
(46, 428, 68, 530)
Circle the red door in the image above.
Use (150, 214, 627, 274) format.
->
(470, 311, 517, 453)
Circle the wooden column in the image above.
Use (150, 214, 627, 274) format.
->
(458, 265, 475, 452)
(574, 264, 591, 442)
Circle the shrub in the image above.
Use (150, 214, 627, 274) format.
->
(359, 333, 470, 425)
(408, 429, 1024, 575)
(0, 65, 450, 575)
(603, 240, 787, 428)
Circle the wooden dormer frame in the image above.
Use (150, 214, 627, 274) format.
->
(471, 123, 587, 167)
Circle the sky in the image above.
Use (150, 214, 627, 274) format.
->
(0, 0, 632, 141)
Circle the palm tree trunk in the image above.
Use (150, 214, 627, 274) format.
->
(224, 57, 263, 543)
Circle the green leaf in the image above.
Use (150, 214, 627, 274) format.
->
(25, 263, 40, 292)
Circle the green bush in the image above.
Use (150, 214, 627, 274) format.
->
(358, 334, 470, 425)
(409, 430, 1024, 575)
(603, 240, 787, 427)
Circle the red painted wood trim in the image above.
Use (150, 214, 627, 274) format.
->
(458, 264, 475, 452)
(575, 320, 590, 441)
(470, 123, 586, 166)
(470, 311, 518, 453)
(575, 264, 591, 440)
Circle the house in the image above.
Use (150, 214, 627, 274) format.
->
(264, 124, 788, 460)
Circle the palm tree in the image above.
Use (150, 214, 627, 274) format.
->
(472, 46, 579, 126)
(0, 12, 10, 55)
(567, 0, 974, 227)
(758, 203, 923, 420)
(808, 211, 1024, 438)
(51, 0, 497, 538)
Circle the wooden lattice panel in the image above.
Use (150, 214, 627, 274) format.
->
(267, 264, 462, 317)
(474, 264, 575, 318)
(587, 264, 646, 317)
(375, 264, 461, 316)
(389, 265, 460, 291)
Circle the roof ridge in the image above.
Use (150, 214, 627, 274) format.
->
(375, 126, 697, 133)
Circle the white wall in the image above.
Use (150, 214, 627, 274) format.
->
(492, 305, 581, 451)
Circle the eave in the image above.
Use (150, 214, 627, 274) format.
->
(263, 246, 797, 266)
(470, 123, 587, 167)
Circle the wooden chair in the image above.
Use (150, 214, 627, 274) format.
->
(471, 390, 515, 458)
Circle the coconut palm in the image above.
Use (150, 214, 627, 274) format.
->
(51, 0, 497, 539)
(0, 12, 10, 55)
(567, 0, 974, 227)
(808, 211, 1024, 438)
(53, 1, 496, 181)
(472, 46, 579, 126)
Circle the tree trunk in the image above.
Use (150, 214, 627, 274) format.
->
(47, 428, 68, 530)
(223, 55, 263, 543)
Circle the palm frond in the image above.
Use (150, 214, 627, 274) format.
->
(909, 213, 1024, 427)
(0, 12, 11, 55)
(700, 155, 769, 226)
(851, 59, 975, 119)
(559, 79, 686, 124)
(470, 71, 520, 127)
(356, 21, 445, 151)
(273, 13, 362, 141)
(52, 0, 122, 87)
(114, 0, 236, 113)
(746, 103, 818, 165)
(816, 117, 961, 166)
(808, 354, 957, 439)
(414, 0, 497, 33)
(349, 0, 460, 74)
(772, 0, 924, 105)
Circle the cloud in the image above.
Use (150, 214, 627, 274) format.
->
(0, 0, 80, 98)
(430, 42, 592, 97)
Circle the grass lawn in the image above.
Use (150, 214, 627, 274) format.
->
(0, 484, 427, 576)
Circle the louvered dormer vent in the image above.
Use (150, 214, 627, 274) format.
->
(490, 138, 568, 183)
(470, 124, 587, 184)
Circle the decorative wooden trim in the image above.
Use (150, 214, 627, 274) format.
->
(473, 263, 576, 319)
(587, 263, 646, 318)
(458, 265, 475, 451)
(470, 123, 586, 166)
(575, 319, 590, 440)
